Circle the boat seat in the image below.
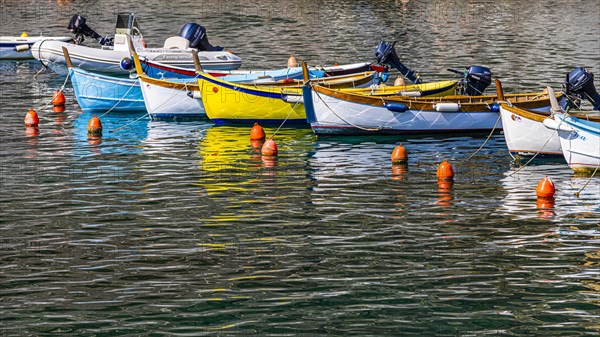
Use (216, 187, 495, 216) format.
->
(163, 36, 190, 49)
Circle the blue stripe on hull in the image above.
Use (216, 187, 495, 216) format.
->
(311, 126, 499, 136)
(149, 114, 206, 120)
(211, 118, 309, 127)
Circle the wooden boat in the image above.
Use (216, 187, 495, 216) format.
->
(0, 34, 70, 60)
(545, 114, 600, 173)
(141, 58, 375, 80)
(499, 84, 600, 157)
(540, 91, 600, 173)
(302, 72, 566, 135)
(131, 51, 377, 120)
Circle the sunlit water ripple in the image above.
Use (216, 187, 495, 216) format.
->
(1, 0, 599, 336)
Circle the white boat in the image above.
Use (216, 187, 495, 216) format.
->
(32, 13, 241, 75)
(545, 114, 600, 173)
(139, 75, 204, 119)
(0, 34, 70, 60)
(303, 83, 563, 136)
(500, 103, 600, 157)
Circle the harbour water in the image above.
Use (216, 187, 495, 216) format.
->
(1, 0, 599, 335)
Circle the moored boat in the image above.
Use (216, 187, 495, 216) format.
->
(545, 114, 600, 173)
(33, 13, 241, 75)
(0, 34, 71, 60)
(302, 72, 566, 136)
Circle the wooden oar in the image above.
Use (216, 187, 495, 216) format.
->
(61, 46, 73, 69)
(546, 86, 561, 115)
(192, 50, 203, 74)
(126, 35, 144, 76)
(495, 79, 504, 101)
(301, 61, 310, 83)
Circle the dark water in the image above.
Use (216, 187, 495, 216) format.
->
(1, 1, 599, 336)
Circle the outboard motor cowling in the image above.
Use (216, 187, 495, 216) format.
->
(68, 14, 113, 46)
(375, 41, 421, 84)
(179, 23, 223, 51)
(465, 65, 492, 96)
(565, 67, 600, 111)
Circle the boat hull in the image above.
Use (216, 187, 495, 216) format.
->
(555, 114, 600, 173)
(139, 76, 205, 119)
(70, 68, 145, 113)
(499, 104, 562, 156)
(306, 86, 563, 136)
(33, 40, 242, 75)
(198, 71, 383, 126)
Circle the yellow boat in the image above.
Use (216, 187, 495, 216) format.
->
(197, 68, 457, 126)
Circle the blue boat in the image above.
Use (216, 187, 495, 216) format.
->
(69, 66, 316, 113)
(70, 67, 147, 113)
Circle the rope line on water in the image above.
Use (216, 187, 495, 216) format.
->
(270, 96, 301, 140)
(98, 80, 138, 118)
(575, 165, 599, 198)
(33, 69, 72, 112)
(466, 113, 501, 161)
(314, 87, 382, 132)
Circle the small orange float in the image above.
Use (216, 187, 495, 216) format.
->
(536, 176, 555, 198)
(391, 144, 408, 164)
(287, 54, 298, 68)
(436, 160, 454, 181)
(51, 89, 66, 106)
(24, 108, 39, 127)
(87, 114, 102, 135)
(261, 139, 278, 157)
(250, 122, 266, 141)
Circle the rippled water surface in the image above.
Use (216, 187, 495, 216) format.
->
(1, 0, 599, 336)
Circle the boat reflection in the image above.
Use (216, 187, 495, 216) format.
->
(197, 126, 312, 196)
(499, 163, 599, 220)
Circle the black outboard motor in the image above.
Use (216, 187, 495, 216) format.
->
(565, 67, 600, 111)
(68, 14, 113, 46)
(464, 66, 492, 96)
(179, 23, 223, 51)
(375, 41, 421, 84)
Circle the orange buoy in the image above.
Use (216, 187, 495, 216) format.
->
(334, 63, 339, 66)
(394, 76, 406, 87)
(287, 54, 298, 68)
(87, 114, 102, 135)
(261, 139, 278, 156)
(24, 108, 39, 127)
(391, 144, 408, 164)
(536, 176, 555, 198)
(250, 122, 266, 141)
(436, 160, 454, 181)
(51, 89, 66, 106)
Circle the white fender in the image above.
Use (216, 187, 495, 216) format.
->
(543, 118, 574, 132)
(397, 91, 421, 97)
(434, 102, 460, 112)
(14, 44, 30, 52)
(282, 94, 303, 104)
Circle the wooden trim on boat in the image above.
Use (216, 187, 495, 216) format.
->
(139, 75, 199, 91)
(502, 103, 600, 122)
(312, 84, 566, 112)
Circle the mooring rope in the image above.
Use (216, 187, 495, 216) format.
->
(574, 165, 599, 198)
(270, 96, 302, 139)
(33, 69, 72, 112)
(98, 80, 138, 118)
(466, 113, 502, 161)
(314, 87, 382, 132)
